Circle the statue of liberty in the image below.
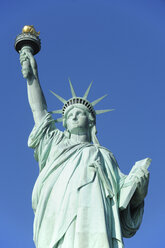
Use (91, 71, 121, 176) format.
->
(17, 26, 150, 248)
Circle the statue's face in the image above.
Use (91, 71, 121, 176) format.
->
(66, 107, 89, 134)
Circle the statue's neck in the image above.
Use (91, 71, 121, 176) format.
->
(70, 133, 90, 143)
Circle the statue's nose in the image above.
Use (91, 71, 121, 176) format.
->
(72, 113, 77, 120)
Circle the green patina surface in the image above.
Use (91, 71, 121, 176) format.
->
(19, 45, 150, 248)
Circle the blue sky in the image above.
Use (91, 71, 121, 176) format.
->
(0, 0, 165, 247)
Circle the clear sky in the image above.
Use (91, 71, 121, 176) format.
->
(0, 0, 165, 247)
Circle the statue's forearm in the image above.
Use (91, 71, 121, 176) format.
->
(27, 77, 47, 125)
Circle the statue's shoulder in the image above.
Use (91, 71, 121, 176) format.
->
(99, 144, 113, 155)
(29, 112, 64, 145)
(98, 145, 118, 165)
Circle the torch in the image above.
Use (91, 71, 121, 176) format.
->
(14, 25, 41, 74)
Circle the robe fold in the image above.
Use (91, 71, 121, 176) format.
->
(28, 113, 144, 248)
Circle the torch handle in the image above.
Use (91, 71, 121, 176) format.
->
(20, 46, 34, 68)
(21, 45, 34, 54)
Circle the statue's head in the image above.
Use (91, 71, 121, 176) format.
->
(50, 79, 113, 144)
(63, 104, 95, 138)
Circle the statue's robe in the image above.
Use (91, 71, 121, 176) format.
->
(28, 113, 144, 248)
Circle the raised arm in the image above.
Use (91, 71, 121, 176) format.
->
(20, 47, 47, 125)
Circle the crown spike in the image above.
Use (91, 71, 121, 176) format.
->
(55, 117, 63, 123)
(83, 81, 93, 99)
(50, 90, 67, 104)
(68, 78, 77, 97)
(91, 94, 108, 106)
(96, 109, 114, 115)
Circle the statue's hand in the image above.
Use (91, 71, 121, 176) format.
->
(20, 49, 38, 80)
(131, 168, 149, 208)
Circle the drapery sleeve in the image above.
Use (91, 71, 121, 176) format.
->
(109, 152, 145, 238)
(28, 112, 63, 171)
(120, 201, 144, 238)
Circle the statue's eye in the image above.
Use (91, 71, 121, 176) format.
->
(79, 112, 86, 116)
(77, 112, 84, 117)
(67, 113, 73, 119)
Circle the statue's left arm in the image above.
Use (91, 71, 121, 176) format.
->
(119, 164, 150, 237)
(130, 168, 149, 208)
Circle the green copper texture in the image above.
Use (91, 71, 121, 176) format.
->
(17, 29, 150, 248)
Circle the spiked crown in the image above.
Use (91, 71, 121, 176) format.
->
(50, 79, 114, 123)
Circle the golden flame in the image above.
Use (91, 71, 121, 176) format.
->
(22, 25, 40, 36)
